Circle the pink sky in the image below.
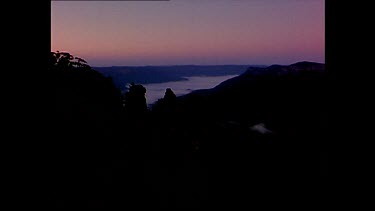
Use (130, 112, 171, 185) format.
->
(52, 0, 324, 66)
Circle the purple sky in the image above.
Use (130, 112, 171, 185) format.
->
(51, 0, 324, 66)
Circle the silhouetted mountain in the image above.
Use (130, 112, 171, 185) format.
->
(289, 61, 325, 71)
(147, 61, 325, 209)
(172, 61, 326, 160)
(177, 61, 326, 132)
(94, 65, 265, 90)
(51, 53, 323, 210)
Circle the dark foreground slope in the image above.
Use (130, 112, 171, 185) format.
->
(149, 61, 326, 209)
(50, 55, 325, 210)
(50, 53, 126, 210)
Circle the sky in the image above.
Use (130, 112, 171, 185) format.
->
(51, 0, 324, 67)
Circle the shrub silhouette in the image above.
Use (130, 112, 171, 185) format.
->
(50, 51, 91, 70)
(124, 82, 148, 114)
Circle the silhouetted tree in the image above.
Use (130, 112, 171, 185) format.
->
(124, 83, 148, 114)
(49, 51, 91, 71)
(50, 51, 128, 210)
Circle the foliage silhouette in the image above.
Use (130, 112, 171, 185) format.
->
(50, 51, 127, 210)
(123, 82, 148, 115)
(50, 51, 91, 70)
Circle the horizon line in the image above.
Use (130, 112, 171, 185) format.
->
(91, 60, 325, 68)
(92, 64, 267, 68)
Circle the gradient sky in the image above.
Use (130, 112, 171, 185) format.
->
(51, 0, 324, 67)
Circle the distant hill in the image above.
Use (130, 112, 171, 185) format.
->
(213, 61, 325, 90)
(176, 61, 326, 135)
(93, 65, 266, 90)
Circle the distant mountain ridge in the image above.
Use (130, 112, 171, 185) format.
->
(214, 61, 325, 89)
(178, 61, 325, 96)
(242, 61, 325, 77)
(175, 61, 326, 133)
(93, 65, 266, 90)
